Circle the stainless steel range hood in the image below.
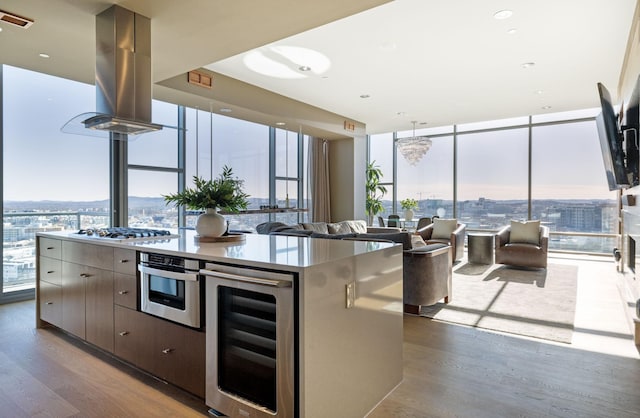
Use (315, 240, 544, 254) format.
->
(63, 5, 163, 137)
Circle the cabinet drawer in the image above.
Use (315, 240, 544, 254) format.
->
(62, 241, 114, 270)
(114, 273, 138, 309)
(39, 256, 62, 286)
(114, 306, 156, 371)
(39, 237, 61, 259)
(113, 248, 137, 275)
(39, 281, 62, 327)
(154, 320, 205, 398)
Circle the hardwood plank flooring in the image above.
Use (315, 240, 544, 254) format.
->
(1, 254, 638, 417)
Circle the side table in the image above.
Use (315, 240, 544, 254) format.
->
(467, 232, 494, 264)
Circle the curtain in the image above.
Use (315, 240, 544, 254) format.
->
(309, 136, 331, 222)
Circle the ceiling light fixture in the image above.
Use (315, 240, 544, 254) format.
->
(507, 28, 517, 34)
(243, 45, 330, 79)
(396, 121, 432, 166)
(276, 122, 286, 126)
(493, 10, 513, 19)
(39, 53, 49, 58)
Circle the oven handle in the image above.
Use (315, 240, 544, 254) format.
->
(138, 264, 200, 282)
(199, 269, 292, 288)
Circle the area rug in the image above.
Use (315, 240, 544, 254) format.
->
(419, 263, 578, 343)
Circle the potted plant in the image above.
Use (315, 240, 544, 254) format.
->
(400, 198, 418, 221)
(164, 165, 249, 237)
(365, 161, 387, 226)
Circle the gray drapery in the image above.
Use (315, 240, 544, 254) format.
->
(309, 136, 331, 222)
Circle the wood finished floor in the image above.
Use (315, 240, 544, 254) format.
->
(0, 254, 638, 417)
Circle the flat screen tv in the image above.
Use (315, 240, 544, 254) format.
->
(596, 82, 629, 190)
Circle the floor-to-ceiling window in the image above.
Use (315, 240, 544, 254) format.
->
(456, 127, 529, 228)
(369, 109, 617, 254)
(396, 125, 454, 220)
(1, 65, 109, 301)
(369, 133, 395, 224)
(1, 65, 310, 303)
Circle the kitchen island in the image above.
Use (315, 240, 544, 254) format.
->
(36, 229, 403, 418)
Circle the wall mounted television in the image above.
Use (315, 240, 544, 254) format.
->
(596, 81, 639, 190)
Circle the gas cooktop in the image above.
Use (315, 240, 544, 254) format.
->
(75, 227, 178, 241)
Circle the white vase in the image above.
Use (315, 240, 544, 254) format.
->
(404, 209, 414, 221)
(195, 208, 226, 237)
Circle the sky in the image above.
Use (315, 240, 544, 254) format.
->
(3, 64, 617, 204)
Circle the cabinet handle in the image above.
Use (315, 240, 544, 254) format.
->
(47, 270, 55, 274)
(119, 331, 129, 336)
(119, 259, 129, 263)
(46, 301, 53, 305)
(80, 273, 90, 278)
(118, 290, 128, 295)
(46, 247, 54, 250)
(162, 348, 173, 354)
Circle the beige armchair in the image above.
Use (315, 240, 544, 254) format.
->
(495, 223, 549, 269)
(416, 219, 466, 263)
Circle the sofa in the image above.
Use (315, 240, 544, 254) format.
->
(256, 220, 453, 311)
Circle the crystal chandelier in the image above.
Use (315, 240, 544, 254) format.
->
(396, 121, 432, 166)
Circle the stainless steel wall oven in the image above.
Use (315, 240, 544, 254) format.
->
(201, 263, 295, 418)
(138, 252, 203, 329)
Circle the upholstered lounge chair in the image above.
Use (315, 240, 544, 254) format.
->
(495, 221, 549, 269)
(415, 218, 466, 263)
(403, 243, 452, 314)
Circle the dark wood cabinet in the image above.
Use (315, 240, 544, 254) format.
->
(114, 305, 205, 398)
(39, 280, 62, 327)
(114, 272, 138, 310)
(85, 266, 114, 352)
(39, 237, 204, 398)
(61, 261, 86, 339)
(154, 318, 206, 398)
(59, 243, 115, 352)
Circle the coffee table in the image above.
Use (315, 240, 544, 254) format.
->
(467, 232, 494, 264)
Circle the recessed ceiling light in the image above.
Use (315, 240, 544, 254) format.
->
(521, 62, 535, 69)
(542, 105, 552, 110)
(360, 94, 370, 99)
(493, 9, 513, 19)
(219, 108, 232, 113)
(299, 66, 311, 72)
(39, 53, 49, 58)
(507, 28, 517, 34)
(276, 122, 286, 126)
(535, 90, 544, 95)
(0, 27, 3, 32)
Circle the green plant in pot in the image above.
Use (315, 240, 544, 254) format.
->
(365, 161, 387, 226)
(400, 198, 418, 221)
(164, 166, 249, 237)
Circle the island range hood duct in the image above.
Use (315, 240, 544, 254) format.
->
(63, 5, 162, 137)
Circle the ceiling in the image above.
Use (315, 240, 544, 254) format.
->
(0, 0, 637, 136)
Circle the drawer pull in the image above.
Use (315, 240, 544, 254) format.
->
(46, 247, 54, 250)
(47, 270, 55, 274)
(80, 273, 90, 278)
(162, 348, 173, 354)
(46, 302, 53, 305)
(119, 259, 129, 263)
(118, 290, 128, 295)
(119, 331, 129, 336)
